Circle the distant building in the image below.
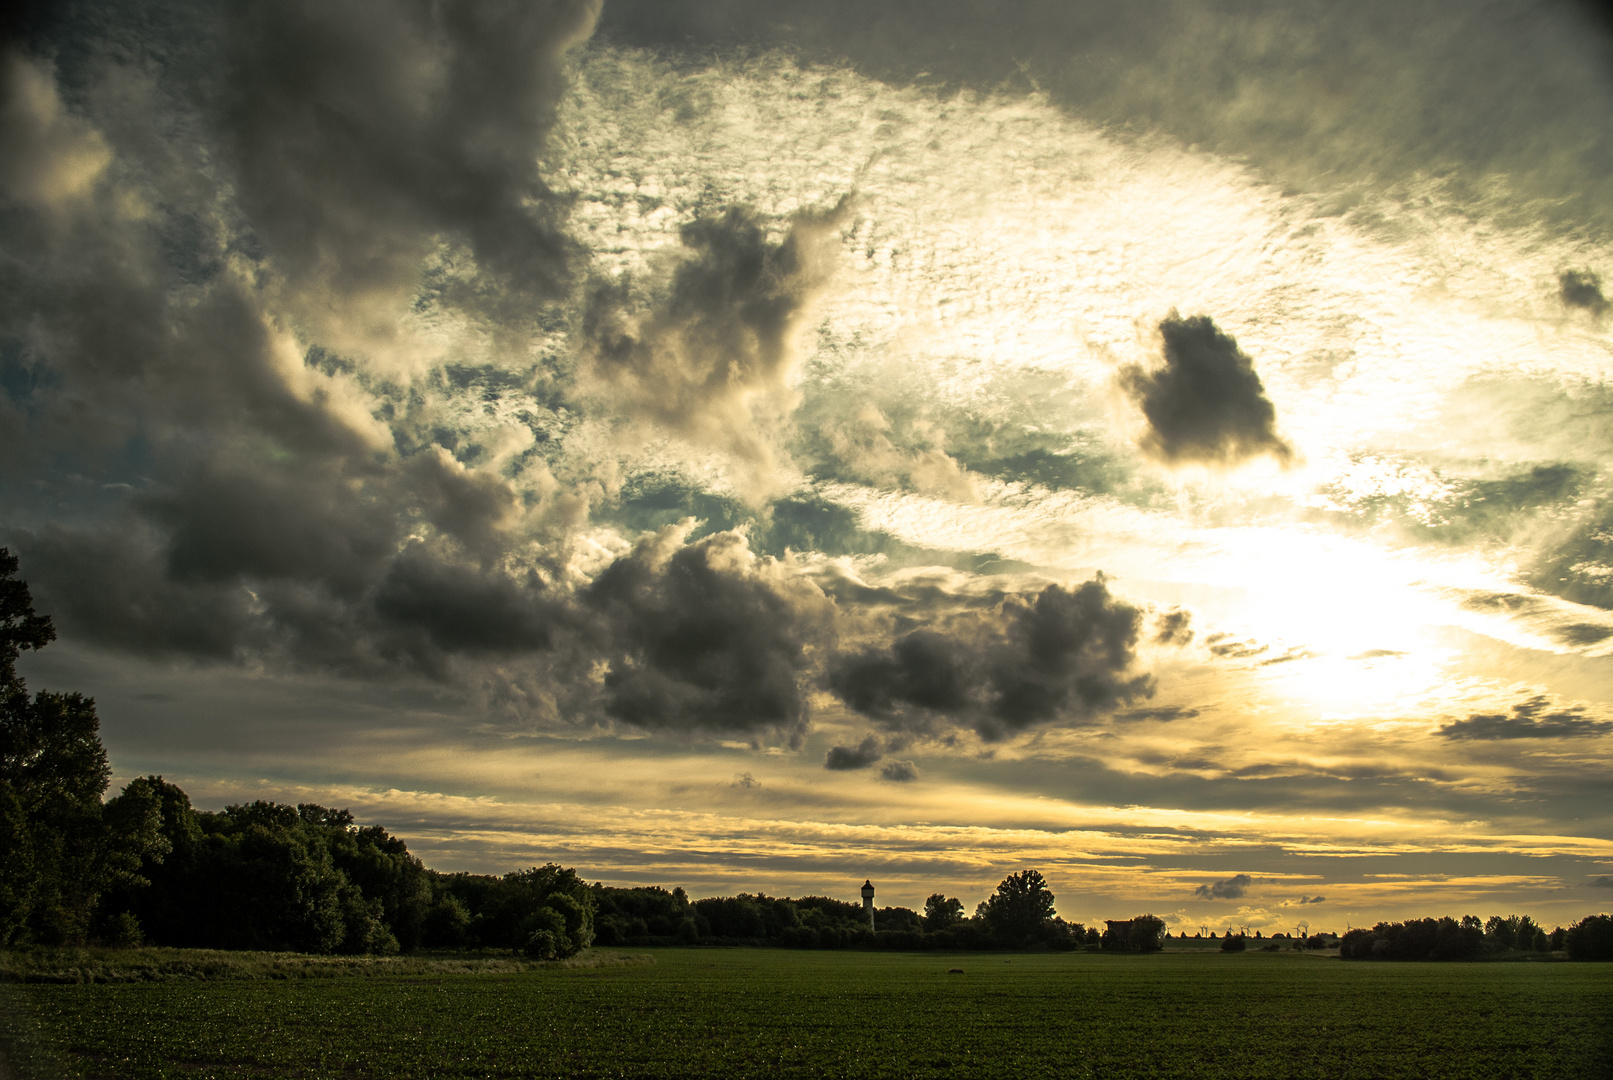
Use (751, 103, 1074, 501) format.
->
(861, 880, 875, 930)
(1105, 919, 1137, 940)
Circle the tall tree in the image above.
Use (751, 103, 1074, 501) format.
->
(981, 869, 1057, 944)
(923, 893, 964, 931)
(0, 549, 164, 943)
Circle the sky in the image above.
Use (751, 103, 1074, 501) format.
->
(4, 0, 1613, 935)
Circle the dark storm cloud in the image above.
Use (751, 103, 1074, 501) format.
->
(597, 0, 1613, 236)
(1119, 313, 1293, 468)
(581, 201, 845, 479)
(825, 735, 882, 771)
(829, 576, 1152, 741)
(224, 0, 600, 308)
(584, 527, 834, 745)
(1591, 876, 1613, 888)
(16, 523, 257, 660)
(1560, 270, 1609, 315)
(1437, 697, 1613, 741)
(879, 759, 919, 783)
(0, 0, 608, 697)
(372, 547, 559, 656)
(1193, 873, 1252, 900)
(139, 462, 397, 597)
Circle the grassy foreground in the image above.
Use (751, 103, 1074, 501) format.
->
(2, 947, 1610, 1079)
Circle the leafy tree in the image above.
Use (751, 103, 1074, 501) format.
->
(462, 863, 596, 958)
(1127, 915, 1166, 952)
(1340, 917, 1485, 961)
(1484, 914, 1517, 950)
(1565, 914, 1613, 961)
(923, 893, 964, 931)
(981, 870, 1057, 944)
(0, 550, 164, 944)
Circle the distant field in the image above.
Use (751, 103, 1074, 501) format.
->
(2, 948, 1610, 1079)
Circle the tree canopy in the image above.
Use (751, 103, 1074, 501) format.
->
(980, 869, 1058, 945)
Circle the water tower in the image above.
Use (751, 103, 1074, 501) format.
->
(861, 879, 875, 929)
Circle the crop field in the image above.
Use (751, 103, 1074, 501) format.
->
(2, 948, 1610, 1079)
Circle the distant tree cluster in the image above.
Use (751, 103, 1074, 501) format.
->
(1337, 914, 1610, 961)
(593, 869, 1109, 951)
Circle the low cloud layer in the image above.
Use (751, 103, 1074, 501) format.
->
(1438, 697, 1613, 741)
(829, 577, 1153, 741)
(825, 735, 883, 771)
(1119, 313, 1293, 468)
(1193, 873, 1252, 900)
(584, 525, 833, 745)
(879, 759, 919, 783)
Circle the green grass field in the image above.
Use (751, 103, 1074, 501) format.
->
(2, 948, 1610, 1079)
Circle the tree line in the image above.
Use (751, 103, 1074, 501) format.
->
(1338, 915, 1613, 962)
(3, 549, 1610, 961)
(594, 872, 1165, 953)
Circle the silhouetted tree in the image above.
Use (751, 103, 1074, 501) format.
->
(1340, 917, 1486, 960)
(0, 550, 166, 945)
(923, 893, 964, 931)
(1565, 914, 1613, 961)
(981, 870, 1057, 945)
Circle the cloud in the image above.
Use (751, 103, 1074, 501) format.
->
(1297, 895, 1327, 905)
(879, 759, 919, 782)
(1154, 608, 1193, 645)
(596, 0, 1613, 236)
(371, 546, 561, 658)
(584, 524, 834, 745)
(803, 402, 978, 501)
(223, 0, 601, 338)
(1437, 696, 1613, 741)
(15, 523, 258, 661)
(0, 51, 111, 213)
(1206, 634, 1266, 659)
(829, 576, 1153, 741)
(825, 736, 883, 771)
(731, 772, 761, 789)
(1193, 873, 1253, 900)
(1116, 706, 1199, 723)
(1591, 876, 1613, 889)
(0, 3, 602, 690)
(1560, 269, 1608, 315)
(1118, 312, 1294, 468)
(581, 200, 846, 493)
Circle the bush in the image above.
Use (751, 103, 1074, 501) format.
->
(1220, 935, 1246, 952)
